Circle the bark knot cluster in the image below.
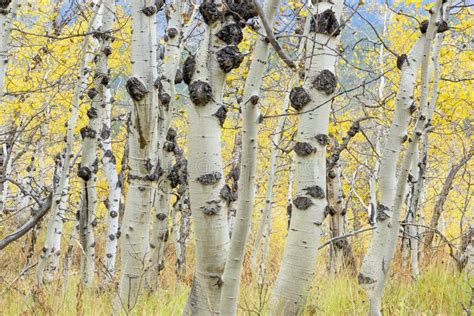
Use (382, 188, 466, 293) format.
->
(294, 142, 316, 157)
(216, 45, 244, 73)
(289, 87, 311, 111)
(310, 9, 341, 36)
(196, 171, 222, 185)
(126, 77, 148, 101)
(189, 80, 213, 106)
(293, 196, 313, 210)
(313, 69, 337, 95)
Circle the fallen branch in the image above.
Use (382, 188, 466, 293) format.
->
(0, 193, 52, 250)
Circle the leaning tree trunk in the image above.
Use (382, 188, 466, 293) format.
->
(115, 0, 160, 312)
(268, 1, 343, 314)
(36, 1, 102, 284)
(358, 3, 445, 314)
(183, 0, 252, 313)
(218, 0, 280, 313)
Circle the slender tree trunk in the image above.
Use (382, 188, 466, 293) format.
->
(0, 0, 19, 96)
(268, 1, 342, 314)
(184, 0, 251, 312)
(219, 0, 281, 309)
(36, 3, 102, 284)
(224, 133, 241, 238)
(358, 3, 445, 314)
(116, 0, 160, 311)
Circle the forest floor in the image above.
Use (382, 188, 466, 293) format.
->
(0, 262, 471, 315)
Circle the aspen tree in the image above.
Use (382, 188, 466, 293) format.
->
(269, 1, 343, 313)
(183, 0, 255, 313)
(116, 0, 160, 310)
(36, 1, 103, 284)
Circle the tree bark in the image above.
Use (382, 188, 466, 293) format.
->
(268, 1, 343, 314)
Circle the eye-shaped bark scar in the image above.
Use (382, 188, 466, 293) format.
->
(126, 77, 148, 101)
(216, 45, 244, 73)
(294, 142, 316, 157)
(196, 171, 222, 185)
(293, 196, 314, 210)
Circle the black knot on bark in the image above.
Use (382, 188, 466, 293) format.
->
(80, 126, 97, 139)
(225, 0, 258, 21)
(409, 102, 417, 114)
(126, 77, 148, 101)
(436, 21, 449, 33)
(396, 54, 408, 70)
(315, 134, 329, 146)
(0, 0, 11, 9)
(189, 80, 213, 106)
(78, 166, 92, 181)
(142, 5, 158, 16)
(175, 69, 183, 84)
(347, 121, 360, 137)
(293, 196, 313, 210)
(216, 45, 244, 73)
(328, 169, 336, 179)
(167, 127, 177, 142)
(103, 46, 112, 56)
(164, 141, 175, 152)
(155, 0, 164, 11)
(154, 78, 163, 90)
(167, 27, 178, 39)
(419, 20, 429, 33)
(201, 200, 221, 215)
(214, 106, 228, 127)
(108, 234, 115, 241)
(217, 23, 243, 45)
(294, 142, 316, 157)
(303, 185, 325, 199)
(196, 172, 222, 185)
(220, 184, 237, 203)
(159, 92, 171, 108)
(290, 87, 311, 111)
(87, 88, 98, 100)
(358, 273, 376, 285)
(335, 238, 348, 249)
(87, 107, 98, 119)
(199, 1, 222, 25)
(324, 205, 336, 217)
(101, 125, 111, 141)
(313, 69, 337, 95)
(183, 55, 196, 85)
(156, 213, 167, 221)
(376, 203, 390, 221)
(310, 9, 340, 36)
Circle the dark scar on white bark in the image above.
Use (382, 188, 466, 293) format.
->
(189, 80, 213, 106)
(313, 69, 337, 95)
(310, 9, 341, 37)
(294, 142, 316, 156)
(167, 27, 178, 39)
(201, 200, 222, 215)
(80, 127, 97, 139)
(293, 196, 313, 210)
(224, 0, 258, 21)
(126, 77, 148, 101)
(324, 205, 336, 217)
(290, 87, 311, 111)
(183, 55, 196, 85)
(87, 107, 98, 119)
(196, 172, 222, 185)
(303, 185, 325, 199)
(220, 184, 237, 203)
(101, 125, 111, 141)
(156, 213, 167, 221)
(315, 134, 329, 146)
(78, 166, 92, 181)
(358, 273, 376, 285)
(142, 5, 158, 16)
(396, 54, 408, 70)
(199, 1, 222, 25)
(159, 92, 171, 109)
(214, 106, 228, 126)
(216, 45, 244, 73)
(0, 0, 12, 10)
(419, 20, 429, 33)
(87, 88, 98, 100)
(436, 21, 449, 33)
(109, 211, 118, 218)
(108, 234, 115, 241)
(376, 204, 391, 221)
(217, 23, 243, 45)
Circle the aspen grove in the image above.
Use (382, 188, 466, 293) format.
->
(0, 0, 473, 315)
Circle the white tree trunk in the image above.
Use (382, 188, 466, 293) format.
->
(0, 0, 19, 96)
(116, 0, 159, 311)
(268, 1, 342, 314)
(218, 0, 280, 310)
(36, 2, 102, 284)
(358, 2, 444, 314)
